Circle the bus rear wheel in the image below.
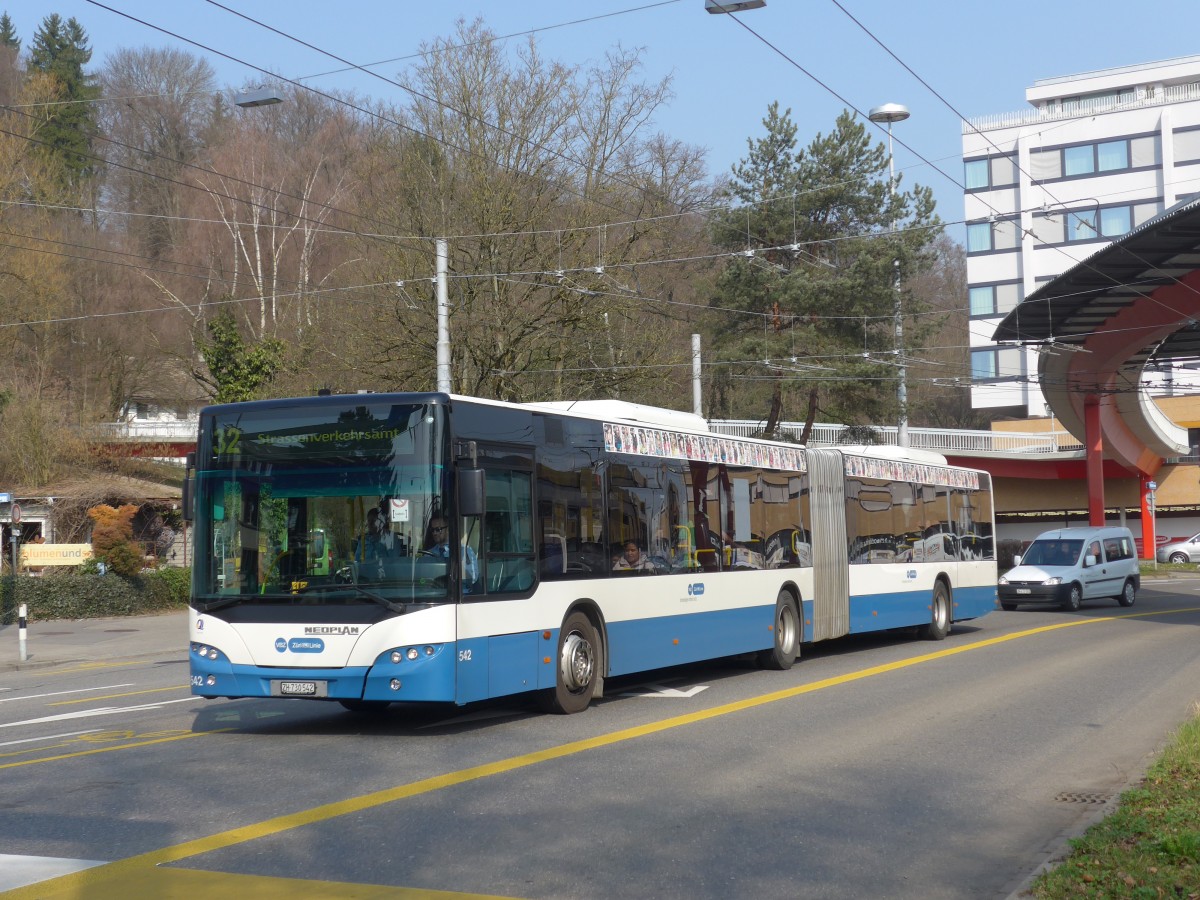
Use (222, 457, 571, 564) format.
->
(756, 590, 799, 670)
(920, 582, 952, 641)
(540, 611, 600, 715)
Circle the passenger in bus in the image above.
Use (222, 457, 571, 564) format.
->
(613, 541, 654, 572)
(423, 517, 479, 582)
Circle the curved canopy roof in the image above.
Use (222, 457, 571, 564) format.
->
(993, 197, 1200, 475)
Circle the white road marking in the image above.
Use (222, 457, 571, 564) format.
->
(623, 683, 710, 698)
(0, 729, 103, 747)
(0, 684, 136, 703)
(0, 854, 107, 891)
(0, 697, 196, 729)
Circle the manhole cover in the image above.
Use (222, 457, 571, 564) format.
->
(1055, 791, 1113, 804)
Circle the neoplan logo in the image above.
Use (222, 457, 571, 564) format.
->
(304, 626, 362, 636)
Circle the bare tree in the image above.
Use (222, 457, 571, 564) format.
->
(350, 18, 714, 403)
(99, 46, 217, 257)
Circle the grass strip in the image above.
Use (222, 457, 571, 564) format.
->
(1031, 706, 1200, 898)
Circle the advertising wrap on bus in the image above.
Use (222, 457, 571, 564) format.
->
(185, 392, 997, 716)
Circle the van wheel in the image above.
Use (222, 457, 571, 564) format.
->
(1117, 579, 1136, 607)
(1061, 584, 1082, 612)
(756, 590, 799, 670)
(920, 582, 952, 640)
(539, 611, 600, 715)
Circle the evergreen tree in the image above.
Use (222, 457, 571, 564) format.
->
(28, 13, 99, 190)
(196, 310, 287, 403)
(708, 104, 940, 429)
(0, 12, 19, 50)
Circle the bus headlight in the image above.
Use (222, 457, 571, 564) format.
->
(391, 650, 403, 664)
(192, 643, 222, 661)
(407, 647, 420, 660)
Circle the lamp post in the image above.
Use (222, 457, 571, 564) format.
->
(869, 103, 910, 448)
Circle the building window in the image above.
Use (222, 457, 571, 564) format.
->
(967, 218, 1020, 254)
(1097, 140, 1129, 172)
(963, 154, 1017, 191)
(1064, 145, 1094, 176)
(970, 346, 1021, 382)
(1067, 210, 1098, 241)
(1099, 205, 1132, 236)
(968, 282, 1022, 318)
(965, 159, 989, 190)
(966, 222, 992, 253)
(1035, 135, 1158, 183)
(1176, 127, 1200, 164)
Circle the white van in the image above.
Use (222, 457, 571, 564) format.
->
(998, 526, 1140, 611)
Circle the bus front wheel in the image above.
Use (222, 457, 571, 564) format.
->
(540, 611, 600, 715)
(756, 590, 799, 670)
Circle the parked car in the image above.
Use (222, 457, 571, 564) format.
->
(1156, 533, 1200, 564)
(997, 526, 1139, 611)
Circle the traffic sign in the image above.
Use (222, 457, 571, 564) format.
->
(10, 503, 21, 524)
(0, 492, 10, 503)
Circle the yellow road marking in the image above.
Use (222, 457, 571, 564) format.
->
(6, 607, 1199, 900)
(0, 729, 227, 770)
(50, 684, 189, 706)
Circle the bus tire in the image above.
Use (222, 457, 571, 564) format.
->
(920, 581, 952, 641)
(540, 611, 600, 715)
(756, 590, 799, 670)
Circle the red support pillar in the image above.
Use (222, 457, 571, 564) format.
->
(1140, 474, 1157, 560)
(1084, 396, 1105, 526)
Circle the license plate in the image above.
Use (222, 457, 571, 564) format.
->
(1016, 588, 1031, 595)
(272, 680, 326, 697)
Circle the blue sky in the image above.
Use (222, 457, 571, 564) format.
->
(9, 0, 1200, 234)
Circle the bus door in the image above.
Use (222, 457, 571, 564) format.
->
(456, 445, 539, 704)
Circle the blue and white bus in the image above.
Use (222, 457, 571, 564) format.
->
(186, 393, 996, 714)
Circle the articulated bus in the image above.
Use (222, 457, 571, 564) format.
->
(185, 393, 996, 714)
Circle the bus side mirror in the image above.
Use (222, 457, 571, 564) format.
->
(459, 468, 484, 517)
(182, 452, 195, 522)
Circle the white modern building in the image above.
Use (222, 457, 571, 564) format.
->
(963, 55, 1200, 416)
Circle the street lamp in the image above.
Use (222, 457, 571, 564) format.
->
(234, 88, 283, 108)
(869, 103, 910, 448)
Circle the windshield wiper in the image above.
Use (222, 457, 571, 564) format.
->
(196, 596, 245, 613)
(350, 586, 406, 613)
(297, 582, 406, 613)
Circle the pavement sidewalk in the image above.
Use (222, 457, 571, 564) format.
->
(0, 609, 189, 671)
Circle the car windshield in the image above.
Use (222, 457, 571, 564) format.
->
(1022, 539, 1083, 567)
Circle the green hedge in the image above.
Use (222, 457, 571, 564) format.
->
(0, 567, 191, 623)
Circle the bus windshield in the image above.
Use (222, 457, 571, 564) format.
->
(193, 400, 450, 610)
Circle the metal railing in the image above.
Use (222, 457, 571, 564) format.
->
(708, 420, 1084, 455)
(91, 421, 199, 442)
(964, 81, 1200, 133)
